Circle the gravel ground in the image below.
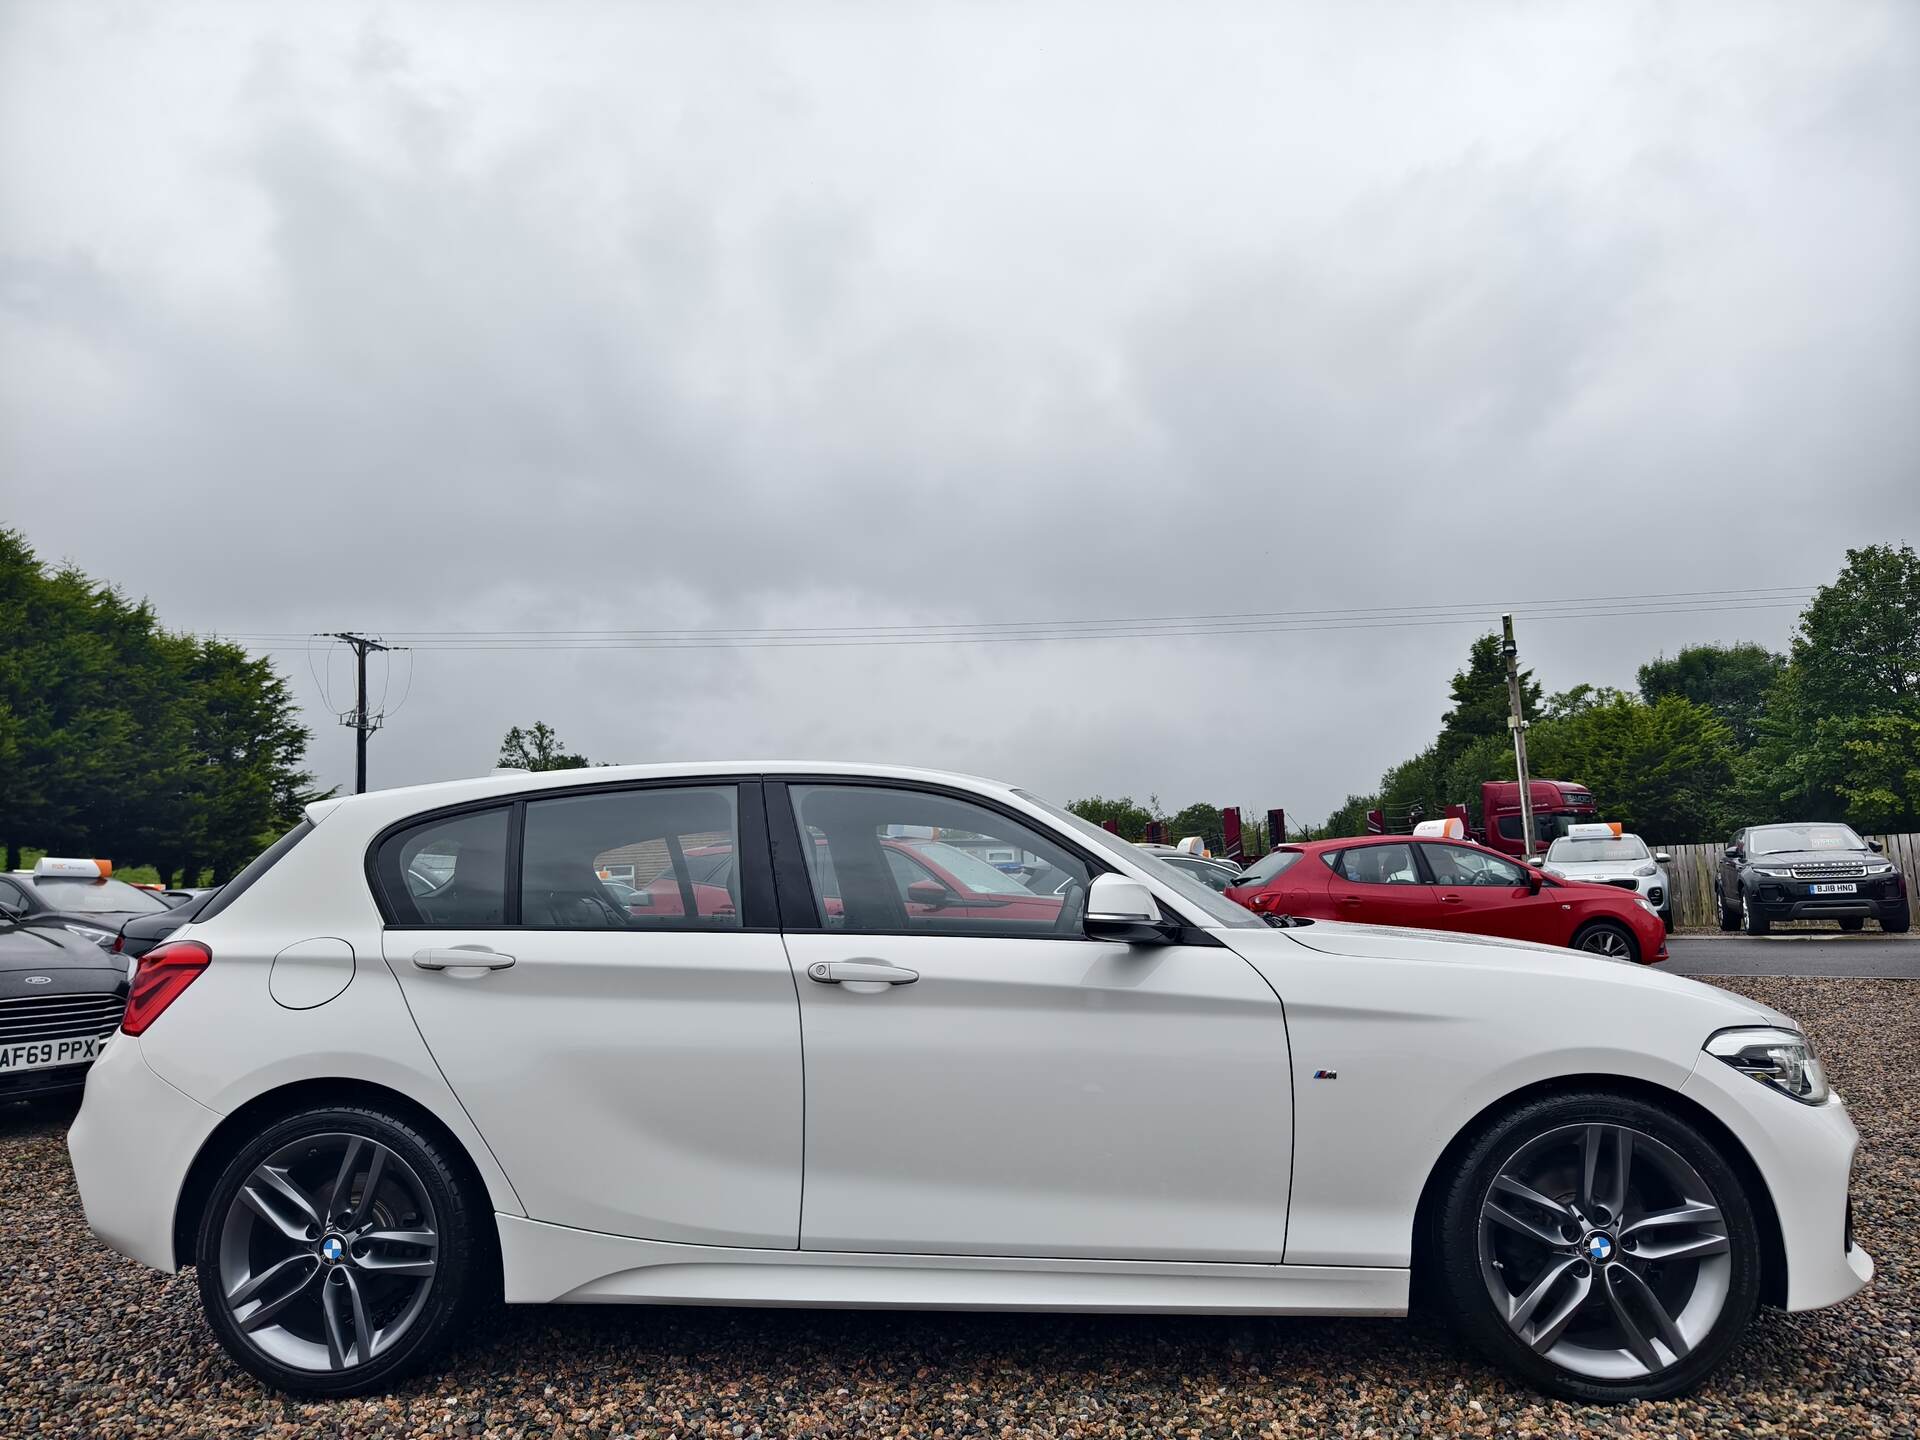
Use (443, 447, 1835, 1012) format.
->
(2, 977, 1912, 1439)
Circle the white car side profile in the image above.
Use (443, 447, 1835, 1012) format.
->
(70, 763, 1871, 1403)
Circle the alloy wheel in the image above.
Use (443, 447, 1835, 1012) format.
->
(217, 1133, 440, 1373)
(1478, 1122, 1732, 1380)
(1577, 927, 1631, 959)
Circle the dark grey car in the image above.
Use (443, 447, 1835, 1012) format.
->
(1716, 822, 1910, 934)
(0, 918, 130, 1100)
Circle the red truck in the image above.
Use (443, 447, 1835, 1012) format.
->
(1368, 779, 1597, 861)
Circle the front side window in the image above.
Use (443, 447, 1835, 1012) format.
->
(789, 785, 1088, 936)
(380, 808, 511, 925)
(522, 786, 740, 929)
(1425, 844, 1527, 887)
(1334, 844, 1422, 885)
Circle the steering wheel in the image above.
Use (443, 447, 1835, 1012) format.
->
(1053, 878, 1088, 935)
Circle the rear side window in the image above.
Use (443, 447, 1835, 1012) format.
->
(520, 785, 741, 929)
(1237, 848, 1301, 886)
(377, 808, 511, 926)
(194, 819, 314, 924)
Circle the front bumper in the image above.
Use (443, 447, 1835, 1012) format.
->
(68, 1032, 222, 1273)
(1682, 1054, 1873, 1312)
(1747, 876, 1907, 922)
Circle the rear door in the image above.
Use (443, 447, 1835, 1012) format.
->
(379, 779, 804, 1248)
(1324, 842, 1444, 928)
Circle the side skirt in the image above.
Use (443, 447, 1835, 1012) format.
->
(498, 1215, 1408, 1315)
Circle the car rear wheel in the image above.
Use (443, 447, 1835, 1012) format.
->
(195, 1105, 485, 1396)
(1571, 921, 1638, 963)
(1741, 894, 1768, 936)
(1432, 1091, 1761, 1402)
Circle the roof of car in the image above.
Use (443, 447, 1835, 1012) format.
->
(307, 761, 1025, 826)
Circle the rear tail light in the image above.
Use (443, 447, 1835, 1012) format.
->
(122, 940, 211, 1036)
(111, 933, 124, 954)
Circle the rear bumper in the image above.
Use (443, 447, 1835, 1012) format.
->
(1682, 1058, 1872, 1312)
(68, 1032, 222, 1273)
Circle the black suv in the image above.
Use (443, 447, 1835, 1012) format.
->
(1717, 822, 1911, 934)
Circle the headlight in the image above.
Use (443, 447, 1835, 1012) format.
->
(1706, 1026, 1828, 1105)
(1634, 863, 1658, 877)
(1751, 865, 1793, 878)
(63, 923, 116, 947)
(1635, 897, 1659, 917)
(1864, 861, 1894, 875)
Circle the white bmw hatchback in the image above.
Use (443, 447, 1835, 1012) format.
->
(71, 763, 1871, 1402)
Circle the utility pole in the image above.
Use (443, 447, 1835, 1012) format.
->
(1501, 614, 1537, 859)
(327, 633, 394, 794)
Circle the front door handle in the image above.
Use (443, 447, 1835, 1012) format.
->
(413, 946, 516, 971)
(806, 960, 919, 986)
(1439, 893, 1463, 904)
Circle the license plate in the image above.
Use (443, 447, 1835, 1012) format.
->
(1810, 882, 1857, 895)
(0, 1032, 109, 1073)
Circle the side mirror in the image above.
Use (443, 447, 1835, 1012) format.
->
(1085, 873, 1177, 945)
(905, 879, 951, 910)
(1725, 844, 1743, 859)
(1869, 839, 1883, 853)
(1654, 851, 1672, 864)
(1526, 871, 1543, 895)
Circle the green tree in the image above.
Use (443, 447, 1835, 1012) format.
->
(1637, 643, 1784, 748)
(1528, 694, 1736, 841)
(1436, 633, 1539, 770)
(1792, 543, 1920, 716)
(1065, 794, 1153, 840)
(1167, 802, 1223, 850)
(498, 722, 588, 772)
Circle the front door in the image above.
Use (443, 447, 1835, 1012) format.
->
(1418, 842, 1561, 943)
(378, 781, 804, 1248)
(773, 781, 1292, 1262)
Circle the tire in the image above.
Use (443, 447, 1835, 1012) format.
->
(1883, 905, 1911, 935)
(195, 1104, 487, 1396)
(1838, 918, 1865, 933)
(1716, 892, 1739, 933)
(1431, 1090, 1762, 1403)
(1571, 921, 1639, 963)
(1741, 893, 1768, 936)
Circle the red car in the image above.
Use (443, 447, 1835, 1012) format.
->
(1226, 834, 1669, 963)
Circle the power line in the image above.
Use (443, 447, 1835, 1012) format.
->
(323, 634, 408, 794)
(208, 582, 1817, 646)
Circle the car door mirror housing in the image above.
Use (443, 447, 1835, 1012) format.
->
(905, 879, 951, 910)
(1868, 839, 1883, 853)
(1654, 851, 1672, 864)
(1725, 844, 1743, 859)
(1525, 870, 1543, 895)
(1084, 873, 1177, 945)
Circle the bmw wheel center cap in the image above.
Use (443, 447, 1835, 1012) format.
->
(320, 1234, 346, 1264)
(1586, 1232, 1614, 1263)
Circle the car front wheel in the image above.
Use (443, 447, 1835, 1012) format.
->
(1432, 1091, 1761, 1402)
(195, 1105, 486, 1396)
(1742, 893, 1769, 935)
(1571, 921, 1638, 962)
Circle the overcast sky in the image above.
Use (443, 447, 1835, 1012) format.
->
(4, 1, 1917, 821)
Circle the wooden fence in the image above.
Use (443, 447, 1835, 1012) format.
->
(1651, 832, 1920, 930)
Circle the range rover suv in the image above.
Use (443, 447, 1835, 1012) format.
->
(1717, 823, 1910, 934)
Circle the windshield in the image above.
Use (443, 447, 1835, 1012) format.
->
(1014, 790, 1266, 929)
(30, 876, 172, 914)
(901, 840, 1036, 895)
(1750, 823, 1867, 855)
(1546, 836, 1650, 864)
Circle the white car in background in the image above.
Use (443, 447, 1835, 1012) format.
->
(1541, 824, 1675, 932)
(70, 763, 1868, 1403)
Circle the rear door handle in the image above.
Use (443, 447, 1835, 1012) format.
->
(806, 960, 919, 986)
(412, 946, 516, 971)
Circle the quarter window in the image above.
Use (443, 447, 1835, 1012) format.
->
(787, 785, 1090, 937)
(379, 808, 511, 926)
(521, 786, 741, 929)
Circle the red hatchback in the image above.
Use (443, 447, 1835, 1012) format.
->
(1226, 834, 1669, 963)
